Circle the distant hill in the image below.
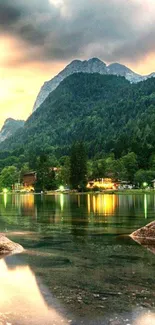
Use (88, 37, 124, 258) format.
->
(0, 118, 25, 143)
(33, 57, 155, 112)
(1, 73, 155, 169)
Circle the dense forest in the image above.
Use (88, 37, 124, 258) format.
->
(0, 72, 155, 188)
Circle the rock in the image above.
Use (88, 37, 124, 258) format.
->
(131, 236, 155, 255)
(130, 221, 155, 254)
(0, 118, 25, 143)
(0, 235, 24, 255)
(130, 221, 155, 239)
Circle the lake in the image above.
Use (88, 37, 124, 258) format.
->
(0, 193, 155, 325)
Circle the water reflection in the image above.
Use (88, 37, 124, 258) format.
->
(3, 193, 7, 208)
(0, 193, 155, 231)
(144, 194, 148, 219)
(134, 313, 155, 325)
(0, 257, 67, 325)
(88, 194, 117, 215)
(0, 193, 155, 324)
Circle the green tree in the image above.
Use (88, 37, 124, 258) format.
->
(134, 169, 155, 187)
(70, 142, 87, 191)
(121, 152, 138, 182)
(105, 154, 117, 178)
(35, 154, 56, 191)
(57, 156, 71, 187)
(91, 159, 106, 179)
(0, 166, 19, 190)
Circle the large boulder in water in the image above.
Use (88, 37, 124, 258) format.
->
(130, 221, 155, 254)
(130, 221, 155, 239)
(0, 234, 24, 255)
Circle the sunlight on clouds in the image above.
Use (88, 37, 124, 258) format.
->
(49, 0, 64, 8)
(130, 52, 155, 75)
(0, 33, 66, 128)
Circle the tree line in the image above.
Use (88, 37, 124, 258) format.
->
(0, 142, 155, 191)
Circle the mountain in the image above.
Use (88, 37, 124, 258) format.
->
(0, 118, 25, 143)
(32, 58, 153, 112)
(1, 73, 155, 170)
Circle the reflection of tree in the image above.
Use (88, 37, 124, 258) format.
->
(0, 193, 155, 237)
(69, 195, 89, 238)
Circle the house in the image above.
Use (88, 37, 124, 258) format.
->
(22, 172, 37, 192)
(87, 178, 117, 190)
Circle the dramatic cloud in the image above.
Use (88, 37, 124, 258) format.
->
(0, 0, 155, 65)
(0, 0, 155, 128)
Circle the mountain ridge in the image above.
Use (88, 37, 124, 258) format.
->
(1, 72, 155, 171)
(0, 118, 25, 143)
(33, 57, 154, 112)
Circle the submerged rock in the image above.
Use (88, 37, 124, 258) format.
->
(0, 234, 24, 255)
(131, 236, 155, 255)
(130, 221, 155, 239)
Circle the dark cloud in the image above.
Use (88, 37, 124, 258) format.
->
(0, 0, 155, 64)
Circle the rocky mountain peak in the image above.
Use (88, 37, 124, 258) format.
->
(0, 118, 25, 143)
(107, 62, 132, 74)
(88, 57, 106, 65)
(32, 57, 155, 112)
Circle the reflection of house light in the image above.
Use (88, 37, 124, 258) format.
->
(21, 194, 34, 209)
(90, 194, 117, 215)
(3, 193, 7, 208)
(87, 194, 90, 213)
(77, 195, 80, 208)
(144, 194, 147, 219)
(93, 195, 96, 213)
(60, 193, 64, 211)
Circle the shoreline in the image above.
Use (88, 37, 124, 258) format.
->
(1, 189, 155, 195)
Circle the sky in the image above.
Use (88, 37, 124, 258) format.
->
(0, 0, 155, 128)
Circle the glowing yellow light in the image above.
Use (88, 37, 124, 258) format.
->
(87, 178, 116, 190)
(90, 194, 117, 215)
(3, 188, 8, 194)
(93, 195, 96, 213)
(144, 194, 147, 219)
(87, 194, 90, 213)
(59, 185, 64, 191)
(60, 193, 64, 211)
(3, 193, 7, 208)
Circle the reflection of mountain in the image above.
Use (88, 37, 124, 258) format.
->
(0, 257, 68, 325)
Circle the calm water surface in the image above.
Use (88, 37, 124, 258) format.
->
(1, 193, 155, 325)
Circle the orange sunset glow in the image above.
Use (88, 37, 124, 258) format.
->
(0, 35, 65, 127)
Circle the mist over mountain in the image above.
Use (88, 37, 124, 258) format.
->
(0, 118, 25, 143)
(33, 58, 155, 112)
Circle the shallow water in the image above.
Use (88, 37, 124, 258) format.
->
(1, 193, 155, 324)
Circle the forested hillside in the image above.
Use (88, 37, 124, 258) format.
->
(1, 73, 155, 170)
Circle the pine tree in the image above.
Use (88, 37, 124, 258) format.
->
(70, 142, 87, 191)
